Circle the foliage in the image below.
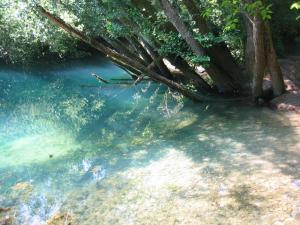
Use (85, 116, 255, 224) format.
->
(0, 0, 299, 64)
(0, 0, 86, 63)
(185, 54, 211, 67)
(195, 33, 224, 48)
(291, 1, 300, 19)
(291, 2, 300, 10)
(269, 0, 300, 55)
(158, 32, 188, 56)
(244, 1, 273, 20)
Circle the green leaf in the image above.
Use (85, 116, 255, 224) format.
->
(291, 2, 300, 10)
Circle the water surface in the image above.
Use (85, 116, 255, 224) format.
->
(0, 57, 300, 225)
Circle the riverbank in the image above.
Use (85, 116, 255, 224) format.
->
(271, 55, 300, 112)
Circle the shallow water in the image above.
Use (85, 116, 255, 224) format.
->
(0, 57, 300, 225)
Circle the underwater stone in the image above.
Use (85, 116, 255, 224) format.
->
(0, 207, 14, 225)
(46, 212, 73, 225)
(11, 182, 32, 192)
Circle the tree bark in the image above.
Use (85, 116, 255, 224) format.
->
(158, 0, 239, 93)
(265, 23, 285, 96)
(117, 18, 173, 78)
(244, 13, 255, 82)
(181, 0, 242, 84)
(103, 37, 148, 67)
(138, 36, 173, 79)
(252, 15, 266, 99)
(243, 0, 285, 100)
(167, 56, 215, 93)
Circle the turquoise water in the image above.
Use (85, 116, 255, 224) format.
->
(0, 57, 300, 225)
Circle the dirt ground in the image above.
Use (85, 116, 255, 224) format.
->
(271, 56, 300, 112)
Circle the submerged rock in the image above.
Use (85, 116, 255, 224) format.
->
(0, 207, 14, 225)
(11, 182, 32, 191)
(0, 215, 13, 225)
(46, 212, 73, 225)
(0, 208, 10, 213)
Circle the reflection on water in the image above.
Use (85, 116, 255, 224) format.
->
(0, 57, 300, 225)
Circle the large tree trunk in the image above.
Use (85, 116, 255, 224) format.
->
(130, 0, 215, 91)
(166, 55, 215, 93)
(158, 0, 240, 93)
(244, 14, 255, 83)
(181, 0, 243, 85)
(243, 0, 285, 100)
(252, 15, 266, 99)
(265, 23, 285, 96)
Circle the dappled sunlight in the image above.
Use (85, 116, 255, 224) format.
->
(1, 60, 300, 224)
(0, 132, 79, 168)
(56, 143, 300, 225)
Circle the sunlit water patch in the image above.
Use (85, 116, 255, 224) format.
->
(0, 57, 300, 225)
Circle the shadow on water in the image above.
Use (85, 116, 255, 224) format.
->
(171, 103, 300, 179)
(1, 57, 300, 224)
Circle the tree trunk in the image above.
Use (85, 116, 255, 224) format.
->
(138, 36, 173, 79)
(103, 37, 148, 67)
(117, 18, 173, 78)
(243, 1, 285, 100)
(265, 23, 285, 96)
(244, 14, 255, 83)
(158, 0, 239, 93)
(181, 0, 243, 85)
(252, 15, 266, 99)
(166, 56, 215, 93)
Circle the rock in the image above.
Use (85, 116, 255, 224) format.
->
(0, 207, 13, 225)
(46, 212, 73, 225)
(271, 93, 300, 112)
(11, 182, 32, 191)
(0, 208, 10, 213)
(0, 215, 13, 225)
(91, 165, 102, 173)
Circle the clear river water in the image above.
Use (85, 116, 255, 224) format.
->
(0, 57, 300, 225)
